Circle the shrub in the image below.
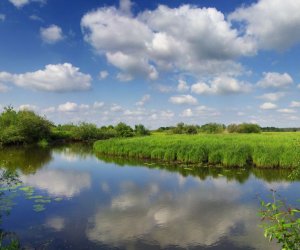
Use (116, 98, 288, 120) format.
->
(200, 123, 225, 134)
(0, 107, 52, 145)
(227, 123, 261, 133)
(184, 125, 198, 134)
(115, 122, 134, 137)
(134, 124, 150, 136)
(171, 123, 199, 135)
(237, 123, 261, 133)
(73, 122, 100, 141)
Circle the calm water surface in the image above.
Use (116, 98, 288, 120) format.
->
(1, 144, 299, 250)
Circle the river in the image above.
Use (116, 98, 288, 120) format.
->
(1, 144, 298, 249)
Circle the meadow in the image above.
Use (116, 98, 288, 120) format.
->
(94, 132, 300, 168)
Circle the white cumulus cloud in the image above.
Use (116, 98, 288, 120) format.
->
(107, 52, 158, 81)
(181, 108, 194, 117)
(257, 92, 285, 101)
(19, 104, 38, 111)
(9, 0, 29, 8)
(40, 25, 64, 44)
(191, 76, 251, 95)
(260, 102, 277, 110)
(169, 95, 198, 105)
(81, 4, 255, 81)
(257, 72, 293, 88)
(29, 14, 43, 22)
(99, 70, 109, 80)
(0, 63, 92, 92)
(230, 0, 300, 50)
(58, 102, 78, 112)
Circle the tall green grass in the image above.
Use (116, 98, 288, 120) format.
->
(93, 132, 300, 168)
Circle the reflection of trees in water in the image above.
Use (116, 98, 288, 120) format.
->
(0, 146, 55, 249)
(252, 168, 299, 182)
(0, 146, 52, 174)
(97, 155, 297, 183)
(0, 170, 21, 249)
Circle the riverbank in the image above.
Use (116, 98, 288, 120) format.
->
(93, 132, 300, 168)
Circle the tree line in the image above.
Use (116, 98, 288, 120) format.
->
(158, 122, 262, 134)
(0, 106, 298, 146)
(0, 106, 149, 146)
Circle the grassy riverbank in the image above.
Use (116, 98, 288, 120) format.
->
(94, 132, 300, 168)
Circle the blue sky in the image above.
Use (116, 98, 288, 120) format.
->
(0, 0, 300, 128)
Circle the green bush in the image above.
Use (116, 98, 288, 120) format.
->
(200, 123, 225, 134)
(0, 107, 52, 145)
(171, 123, 199, 134)
(134, 124, 150, 136)
(227, 123, 261, 133)
(115, 122, 134, 137)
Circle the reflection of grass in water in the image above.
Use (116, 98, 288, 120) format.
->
(98, 154, 298, 184)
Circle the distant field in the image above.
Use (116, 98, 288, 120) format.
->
(94, 132, 300, 168)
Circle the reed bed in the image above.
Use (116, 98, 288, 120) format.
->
(93, 132, 300, 168)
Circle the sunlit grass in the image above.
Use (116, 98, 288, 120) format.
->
(94, 132, 300, 168)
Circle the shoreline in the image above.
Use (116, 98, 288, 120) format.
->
(93, 133, 300, 169)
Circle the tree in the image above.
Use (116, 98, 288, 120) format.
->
(73, 122, 99, 141)
(237, 123, 261, 133)
(0, 107, 52, 145)
(227, 124, 239, 133)
(115, 122, 134, 137)
(200, 123, 225, 134)
(17, 110, 52, 143)
(172, 122, 185, 134)
(227, 123, 261, 133)
(184, 125, 198, 134)
(134, 124, 150, 136)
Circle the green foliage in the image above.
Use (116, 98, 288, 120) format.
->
(259, 191, 300, 249)
(37, 138, 49, 147)
(134, 124, 150, 136)
(184, 125, 198, 134)
(171, 122, 185, 134)
(227, 123, 261, 133)
(115, 122, 134, 137)
(99, 126, 118, 139)
(171, 123, 199, 134)
(94, 132, 300, 168)
(200, 123, 225, 134)
(0, 107, 151, 144)
(73, 122, 100, 141)
(0, 107, 52, 145)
